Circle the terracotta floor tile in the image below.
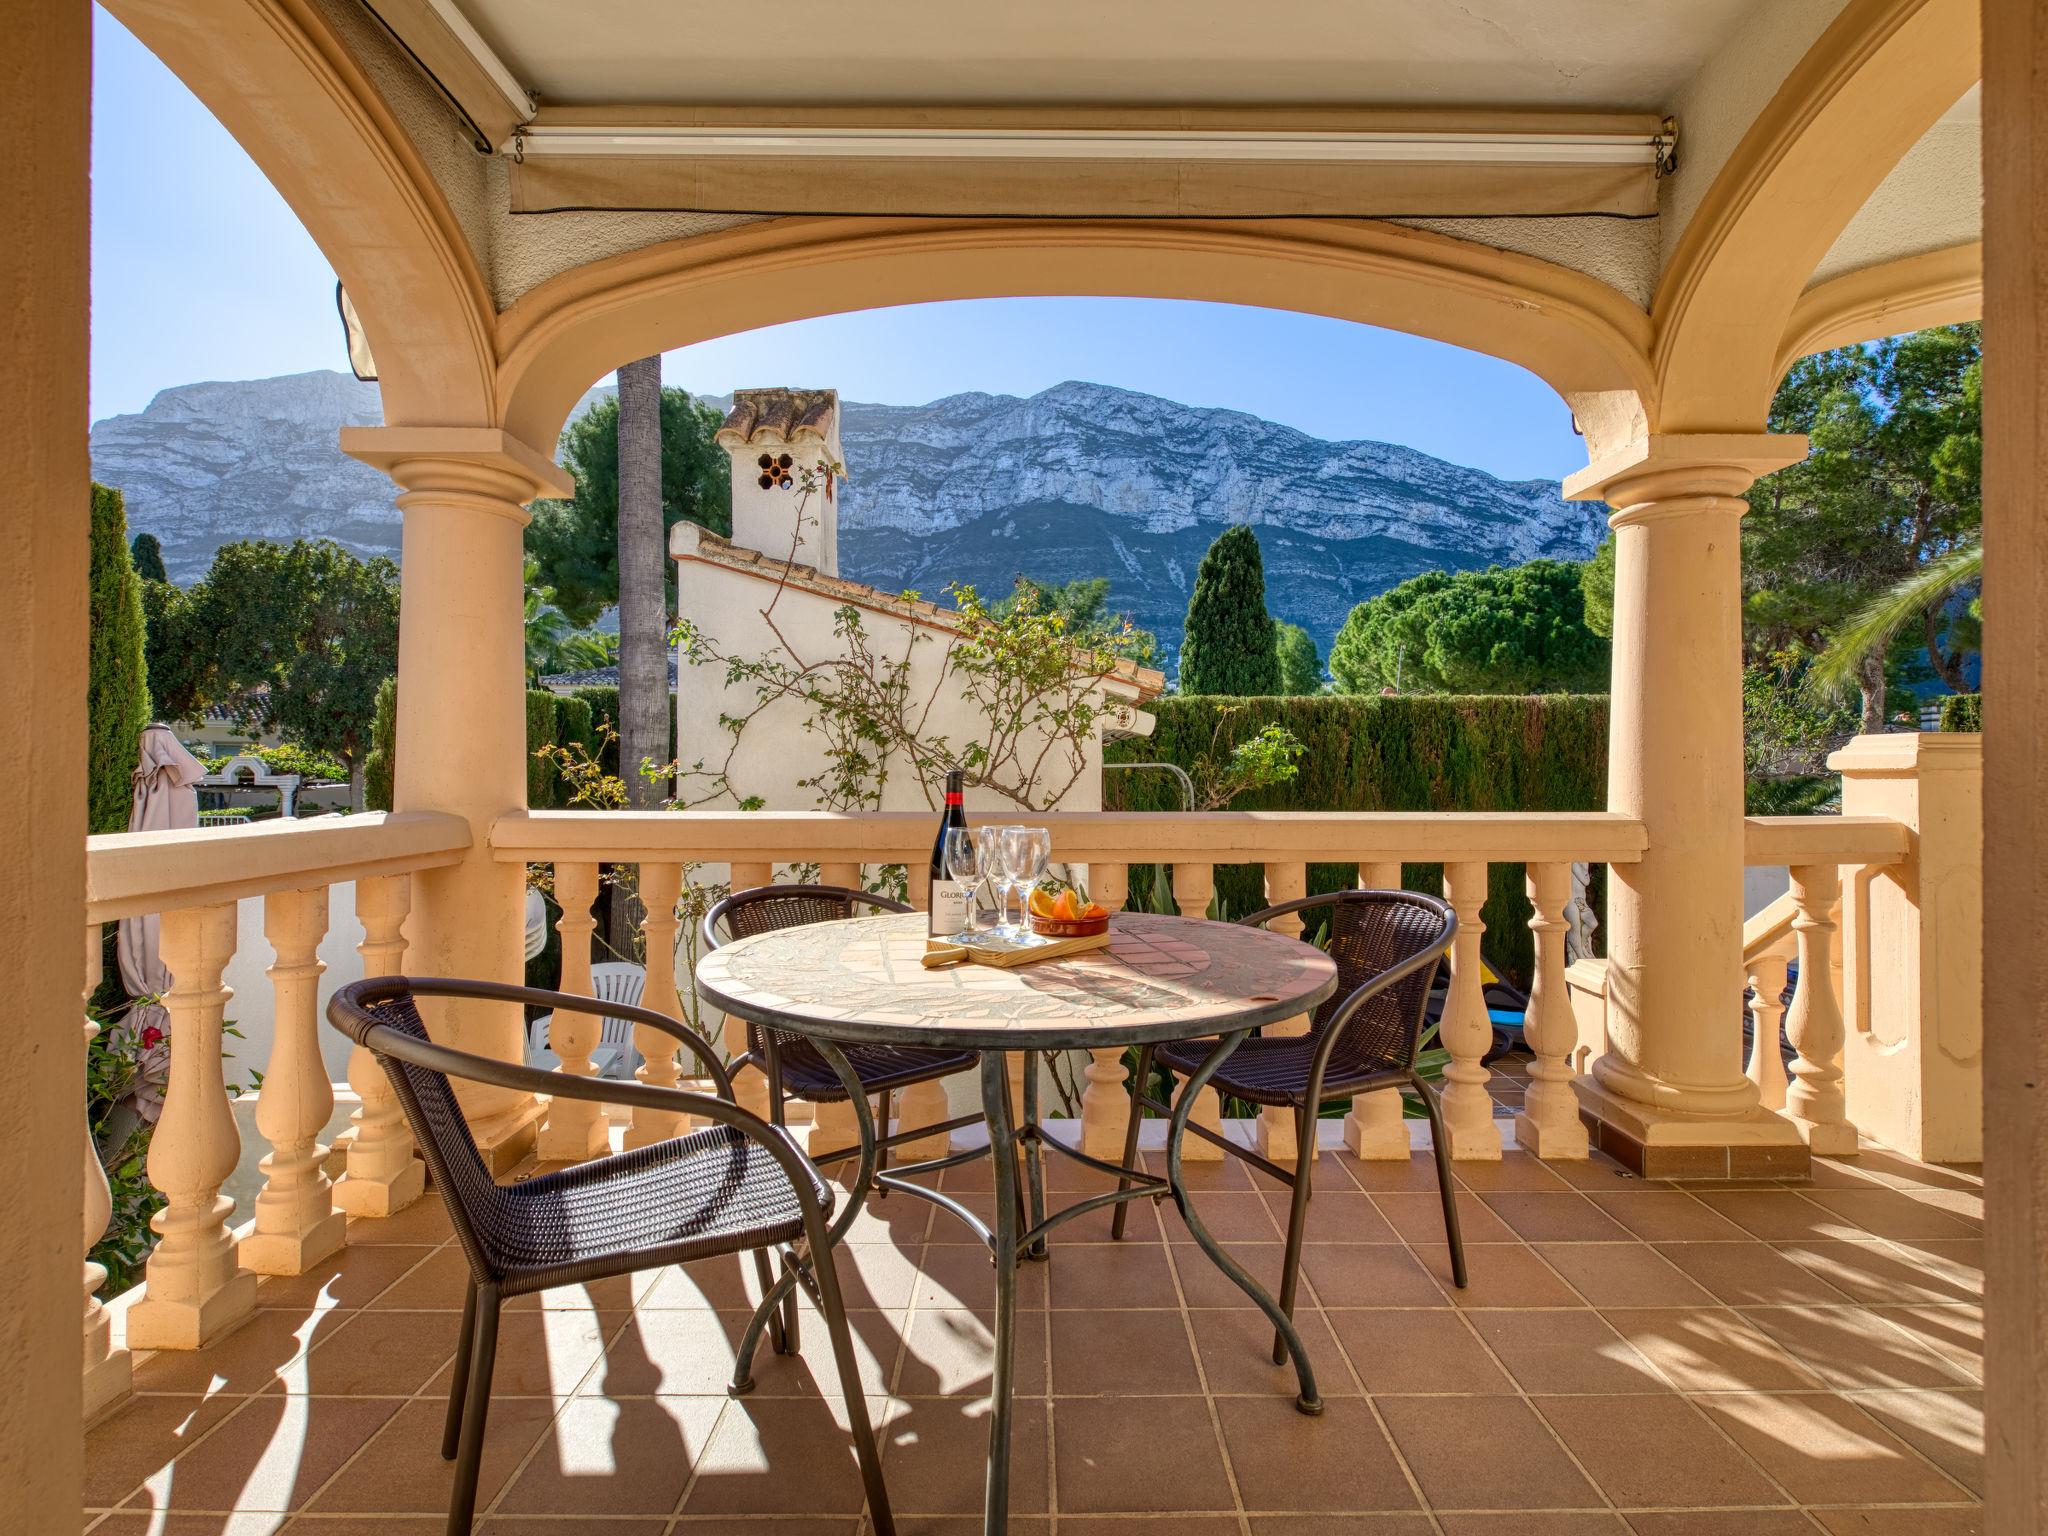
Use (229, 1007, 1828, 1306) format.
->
(1065, 1519, 1240, 1536)
(1534, 1395, 1784, 1508)
(342, 1201, 452, 1246)
(1046, 1242, 1183, 1308)
(1191, 1305, 1356, 1397)
(1166, 1191, 1287, 1245)
(1328, 1308, 1512, 1394)
(1799, 1188, 1980, 1241)
(1651, 1242, 1853, 1306)
(97, 1517, 295, 1535)
(1265, 1188, 1404, 1243)
(1464, 1310, 1669, 1395)
(1450, 1152, 1574, 1193)
(132, 1309, 350, 1397)
(1338, 1155, 1447, 1193)
(879, 1396, 1049, 1515)
(253, 1245, 439, 1312)
(411, 1309, 621, 1399)
(1775, 1240, 1981, 1306)
(1695, 1391, 1969, 1505)
(1435, 1519, 1629, 1536)
(1218, 1396, 1420, 1513)
(1052, 1309, 1201, 1395)
(896, 1306, 1047, 1399)
(1374, 1191, 1518, 1245)
(1807, 1507, 1985, 1535)
(1694, 1191, 1866, 1242)
(1301, 1244, 1450, 1309)
(681, 1396, 875, 1516)
(1247, 1518, 1434, 1535)
(1479, 1193, 1632, 1243)
(880, 1519, 1044, 1536)
(1868, 1305, 1983, 1381)
(1417, 1243, 1583, 1310)
(298, 1308, 465, 1396)
(84, 1395, 247, 1509)
(493, 1395, 722, 1516)
(1053, 1396, 1235, 1513)
(1377, 1394, 1599, 1511)
(1845, 1389, 1984, 1498)
(1175, 1243, 1300, 1309)
(1621, 1516, 1814, 1536)
(912, 1241, 1047, 1312)
(1533, 1245, 1716, 1310)
(132, 1391, 399, 1513)
(481, 1520, 670, 1534)
(602, 1306, 897, 1400)
(1535, 1151, 1651, 1193)
(1586, 1192, 1747, 1243)
(1873, 1238, 1983, 1294)
(1736, 1305, 1977, 1390)
(636, 1253, 777, 1310)
(1598, 1309, 1823, 1393)
(306, 1396, 558, 1514)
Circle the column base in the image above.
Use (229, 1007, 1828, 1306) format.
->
(1512, 1107, 1591, 1160)
(1179, 1087, 1223, 1161)
(125, 1271, 259, 1352)
(237, 1209, 348, 1277)
(471, 1094, 548, 1176)
(1573, 1078, 1809, 1181)
(1254, 1105, 1300, 1166)
(1343, 1090, 1412, 1160)
(83, 1345, 132, 1422)
(1788, 1113, 1861, 1157)
(536, 1093, 612, 1162)
(332, 1156, 426, 1218)
(896, 1079, 956, 1162)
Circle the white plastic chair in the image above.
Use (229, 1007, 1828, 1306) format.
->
(526, 960, 649, 1079)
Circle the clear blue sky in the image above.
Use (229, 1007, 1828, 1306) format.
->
(90, 5, 1587, 484)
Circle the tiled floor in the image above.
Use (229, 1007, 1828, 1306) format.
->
(85, 1105, 1985, 1536)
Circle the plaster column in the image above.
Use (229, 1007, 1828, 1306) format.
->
(1561, 436, 1809, 1178)
(343, 428, 573, 1173)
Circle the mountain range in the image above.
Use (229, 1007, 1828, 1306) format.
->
(88, 370, 1605, 669)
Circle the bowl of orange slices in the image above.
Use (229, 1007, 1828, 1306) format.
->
(1026, 882, 1112, 938)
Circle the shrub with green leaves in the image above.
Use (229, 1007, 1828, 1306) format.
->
(88, 484, 152, 834)
(1940, 692, 1981, 732)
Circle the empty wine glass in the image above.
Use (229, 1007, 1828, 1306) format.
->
(942, 827, 981, 938)
(978, 823, 1014, 937)
(1004, 825, 1052, 925)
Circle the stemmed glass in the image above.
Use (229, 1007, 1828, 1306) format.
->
(978, 823, 1015, 938)
(941, 827, 981, 939)
(1004, 825, 1052, 931)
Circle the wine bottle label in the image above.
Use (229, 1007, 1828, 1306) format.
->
(930, 878, 971, 939)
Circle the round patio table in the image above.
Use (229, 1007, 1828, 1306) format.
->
(695, 909, 1338, 1536)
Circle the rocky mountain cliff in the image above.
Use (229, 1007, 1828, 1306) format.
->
(89, 370, 1604, 667)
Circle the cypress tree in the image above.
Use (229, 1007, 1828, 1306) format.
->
(1178, 524, 1280, 695)
(130, 531, 169, 584)
(88, 484, 152, 834)
(364, 675, 397, 811)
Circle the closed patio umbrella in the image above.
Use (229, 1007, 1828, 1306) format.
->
(114, 724, 204, 1118)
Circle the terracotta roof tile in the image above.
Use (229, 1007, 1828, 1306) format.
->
(716, 388, 838, 447)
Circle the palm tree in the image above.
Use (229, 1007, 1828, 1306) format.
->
(1809, 539, 1983, 709)
(616, 355, 669, 811)
(523, 559, 614, 680)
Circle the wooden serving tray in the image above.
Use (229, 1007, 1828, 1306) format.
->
(922, 928, 1113, 970)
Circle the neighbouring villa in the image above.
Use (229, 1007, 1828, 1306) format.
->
(18, 3, 2048, 1535)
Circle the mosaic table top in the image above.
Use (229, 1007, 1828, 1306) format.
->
(694, 911, 1338, 1052)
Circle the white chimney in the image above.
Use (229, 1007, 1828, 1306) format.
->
(715, 387, 841, 575)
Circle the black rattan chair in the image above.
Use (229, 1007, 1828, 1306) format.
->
(326, 975, 894, 1536)
(702, 883, 982, 1185)
(1112, 889, 1466, 1360)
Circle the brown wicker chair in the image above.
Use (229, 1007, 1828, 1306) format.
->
(702, 883, 981, 1180)
(326, 975, 894, 1536)
(1112, 889, 1466, 1361)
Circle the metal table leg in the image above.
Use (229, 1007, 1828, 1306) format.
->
(979, 1050, 1021, 1535)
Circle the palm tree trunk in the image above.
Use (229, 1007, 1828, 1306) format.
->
(616, 356, 668, 812)
(1857, 651, 1888, 734)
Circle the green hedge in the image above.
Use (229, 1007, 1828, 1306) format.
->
(364, 683, 618, 812)
(1104, 694, 1609, 986)
(88, 484, 151, 834)
(1939, 693, 1981, 732)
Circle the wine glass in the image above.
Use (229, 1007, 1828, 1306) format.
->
(1004, 825, 1052, 928)
(978, 823, 1014, 937)
(942, 827, 981, 938)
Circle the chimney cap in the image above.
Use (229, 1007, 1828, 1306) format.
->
(716, 388, 838, 448)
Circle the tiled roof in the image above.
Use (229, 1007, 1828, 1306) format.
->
(673, 528, 1166, 701)
(539, 656, 679, 691)
(716, 388, 838, 447)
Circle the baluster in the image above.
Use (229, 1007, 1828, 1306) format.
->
(81, 927, 130, 1415)
(538, 862, 608, 1160)
(1171, 861, 1224, 1158)
(1746, 945, 1793, 1111)
(726, 861, 775, 1124)
(240, 887, 347, 1273)
(334, 874, 423, 1216)
(1079, 861, 1133, 1158)
(126, 903, 257, 1350)
(1256, 863, 1311, 1165)
(1513, 863, 1589, 1159)
(1438, 862, 1501, 1160)
(625, 862, 686, 1147)
(820, 859, 862, 891)
(1785, 863, 1857, 1154)
(1344, 862, 1410, 1159)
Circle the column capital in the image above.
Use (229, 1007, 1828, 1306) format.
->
(1563, 432, 1808, 513)
(340, 426, 574, 506)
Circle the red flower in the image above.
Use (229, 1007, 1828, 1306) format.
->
(140, 1025, 164, 1050)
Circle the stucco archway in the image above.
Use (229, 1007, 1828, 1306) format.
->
(102, 0, 496, 428)
(1653, 0, 1980, 432)
(492, 214, 1658, 457)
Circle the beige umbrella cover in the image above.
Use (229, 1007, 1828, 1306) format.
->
(115, 725, 204, 1118)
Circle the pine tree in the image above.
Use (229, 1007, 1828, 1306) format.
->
(130, 532, 168, 583)
(1274, 621, 1324, 694)
(88, 484, 152, 834)
(1178, 524, 1280, 695)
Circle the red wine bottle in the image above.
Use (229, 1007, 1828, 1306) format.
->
(928, 768, 969, 938)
